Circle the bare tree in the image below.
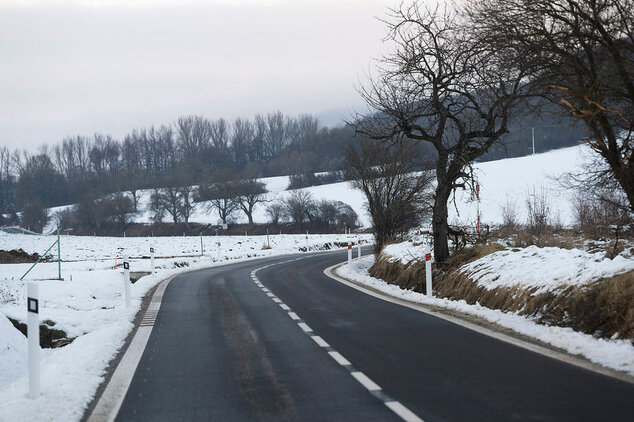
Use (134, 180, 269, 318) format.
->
(231, 118, 255, 169)
(176, 115, 213, 160)
(352, 3, 527, 262)
(346, 138, 433, 253)
(197, 170, 239, 225)
(284, 190, 315, 229)
(265, 111, 289, 159)
(210, 118, 230, 154)
(151, 187, 181, 224)
(466, 0, 634, 211)
(265, 201, 286, 226)
(234, 178, 268, 224)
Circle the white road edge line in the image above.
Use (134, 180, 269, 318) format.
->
(87, 274, 176, 422)
(324, 262, 634, 385)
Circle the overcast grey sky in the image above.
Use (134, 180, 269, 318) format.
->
(0, 0, 392, 151)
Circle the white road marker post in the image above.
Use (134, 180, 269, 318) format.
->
(123, 255, 131, 308)
(200, 232, 204, 256)
(347, 241, 352, 264)
(357, 239, 362, 260)
(150, 246, 155, 273)
(425, 247, 433, 297)
(27, 282, 40, 399)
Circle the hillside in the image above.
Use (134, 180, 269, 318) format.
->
(42, 144, 588, 234)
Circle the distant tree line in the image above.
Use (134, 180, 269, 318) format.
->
(0, 112, 358, 214)
(0, 103, 585, 232)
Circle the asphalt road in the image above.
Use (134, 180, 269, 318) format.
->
(116, 249, 634, 421)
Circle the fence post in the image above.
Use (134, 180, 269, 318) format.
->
(57, 228, 61, 280)
(150, 247, 155, 273)
(347, 241, 352, 264)
(123, 255, 131, 308)
(425, 247, 433, 297)
(27, 282, 40, 399)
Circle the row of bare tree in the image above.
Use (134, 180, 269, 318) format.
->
(0, 112, 355, 213)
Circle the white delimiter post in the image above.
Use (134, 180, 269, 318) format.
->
(123, 255, 131, 308)
(347, 241, 352, 264)
(150, 247, 155, 273)
(357, 239, 362, 260)
(425, 247, 433, 297)
(27, 282, 40, 399)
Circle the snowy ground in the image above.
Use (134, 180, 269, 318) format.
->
(43, 145, 591, 234)
(0, 232, 371, 421)
(336, 256, 634, 376)
(460, 245, 634, 294)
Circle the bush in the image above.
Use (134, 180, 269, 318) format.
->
(20, 199, 48, 233)
(525, 187, 555, 235)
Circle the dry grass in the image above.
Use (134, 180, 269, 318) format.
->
(372, 241, 634, 340)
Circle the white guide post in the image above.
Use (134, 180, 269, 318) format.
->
(27, 282, 40, 399)
(150, 246, 155, 273)
(347, 241, 352, 264)
(357, 239, 362, 260)
(123, 255, 131, 308)
(425, 247, 433, 297)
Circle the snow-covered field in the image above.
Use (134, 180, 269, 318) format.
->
(43, 145, 590, 233)
(336, 256, 634, 376)
(0, 232, 371, 421)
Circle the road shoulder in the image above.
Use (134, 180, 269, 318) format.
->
(325, 261, 634, 385)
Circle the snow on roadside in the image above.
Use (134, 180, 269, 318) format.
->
(336, 256, 634, 376)
(383, 238, 432, 264)
(461, 245, 634, 293)
(0, 233, 371, 421)
(383, 240, 634, 294)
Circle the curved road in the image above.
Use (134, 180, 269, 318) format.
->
(114, 249, 634, 421)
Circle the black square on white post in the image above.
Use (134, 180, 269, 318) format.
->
(28, 298, 39, 314)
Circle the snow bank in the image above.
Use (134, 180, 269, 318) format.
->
(0, 314, 27, 387)
(383, 239, 431, 264)
(461, 246, 634, 293)
(336, 257, 634, 376)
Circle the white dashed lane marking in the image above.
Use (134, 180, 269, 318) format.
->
(351, 371, 381, 392)
(249, 265, 424, 422)
(328, 351, 351, 366)
(311, 336, 329, 348)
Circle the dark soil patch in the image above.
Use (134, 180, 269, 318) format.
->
(0, 249, 41, 264)
(9, 317, 76, 348)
